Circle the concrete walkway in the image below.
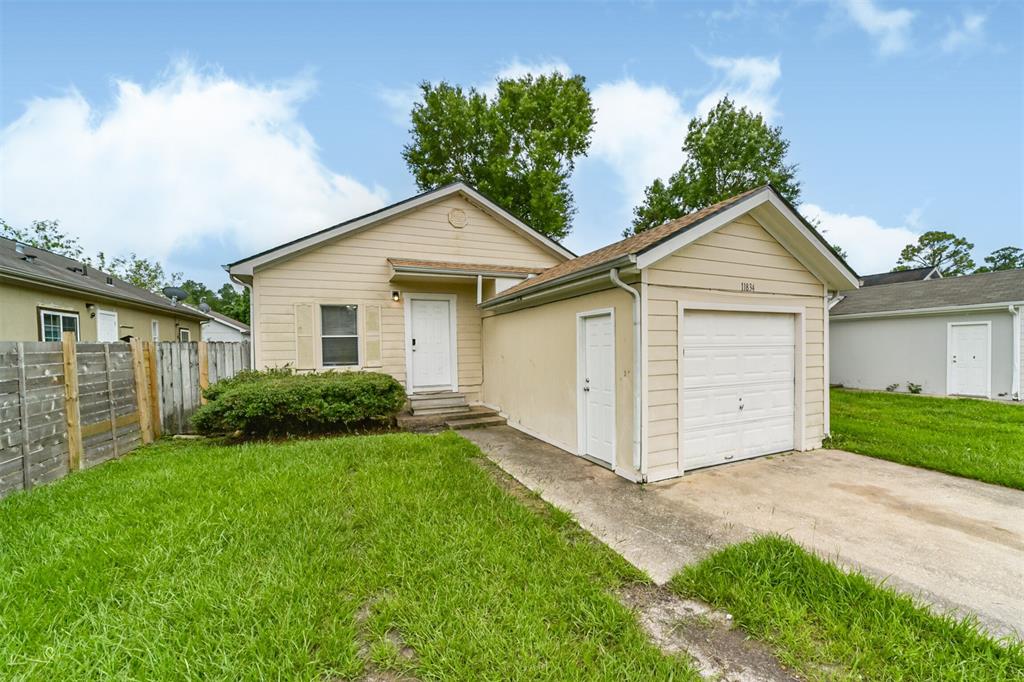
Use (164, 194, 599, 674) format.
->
(462, 426, 1024, 640)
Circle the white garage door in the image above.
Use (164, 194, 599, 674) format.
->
(682, 309, 795, 470)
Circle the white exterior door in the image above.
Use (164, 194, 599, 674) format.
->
(948, 323, 990, 397)
(580, 312, 615, 465)
(97, 310, 119, 342)
(682, 310, 795, 470)
(409, 298, 454, 390)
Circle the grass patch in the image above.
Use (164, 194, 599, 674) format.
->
(0, 433, 696, 680)
(671, 535, 1024, 681)
(828, 388, 1024, 489)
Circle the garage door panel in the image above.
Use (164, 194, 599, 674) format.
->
(681, 309, 796, 471)
(684, 347, 793, 388)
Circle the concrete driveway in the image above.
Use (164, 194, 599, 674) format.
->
(462, 426, 1024, 639)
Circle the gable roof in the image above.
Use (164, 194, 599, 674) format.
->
(202, 309, 250, 332)
(227, 182, 575, 277)
(484, 185, 859, 307)
(0, 237, 208, 320)
(860, 266, 940, 287)
(831, 269, 1024, 317)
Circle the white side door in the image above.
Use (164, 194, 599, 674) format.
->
(410, 298, 453, 390)
(97, 310, 119, 342)
(682, 310, 795, 470)
(580, 312, 615, 465)
(948, 323, 990, 397)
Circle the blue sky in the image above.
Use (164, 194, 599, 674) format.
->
(2, 0, 1021, 287)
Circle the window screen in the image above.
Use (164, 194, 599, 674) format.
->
(321, 304, 358, 366)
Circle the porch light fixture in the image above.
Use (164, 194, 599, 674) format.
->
(391, 290, 401, 302)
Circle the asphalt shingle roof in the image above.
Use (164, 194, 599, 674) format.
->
(831, 269, 1024, 316)
(860, 266, 938, 287)
(0, 237, 208, 319)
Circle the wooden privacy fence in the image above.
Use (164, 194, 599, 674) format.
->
(154, 341, 250, 434)
(0, 337, 250, 499)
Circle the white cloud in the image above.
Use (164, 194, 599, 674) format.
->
(802, 203, 919, 274)
(0, 62, 388, 272)
(378, 86, 420, 126)
(941, 13, 987, 53)
(839, 0, 915, 55)
(695, 54, 781, 121)
(589, 79, 690, 206)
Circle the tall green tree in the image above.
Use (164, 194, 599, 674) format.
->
(1, 218, 86, 259)
(402, 73, 595, 241)
(974, 246, 1024, 273)
(628, 97, 800, 235)
(895, 231, 976, 276)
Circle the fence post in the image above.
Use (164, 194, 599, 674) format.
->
(16, 342, 32, 491)
(62, 332, 83, 471)
(130, 339, 154, 444)
(145, 342, 162, 439)
(104, 345, 119, 457)
(198, 341, 209, 405)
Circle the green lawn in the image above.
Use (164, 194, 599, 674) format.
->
(828, 388, 1024, 489)
(0, 433, 696, 681)
(672, 536, 1024, 681)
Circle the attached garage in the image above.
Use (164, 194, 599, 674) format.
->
(481, 185, 860, 483)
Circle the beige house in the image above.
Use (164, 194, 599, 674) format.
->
(229, 183, 859, 483)
(1, 237, 205, 343)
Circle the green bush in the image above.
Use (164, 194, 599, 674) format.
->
(192, 370, 406, 437)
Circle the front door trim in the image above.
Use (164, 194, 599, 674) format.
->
(946, 321, 992, 398)
(678, 301, 806, 474)
(404, 293, 458, 393)
(576, 307, 616, 467)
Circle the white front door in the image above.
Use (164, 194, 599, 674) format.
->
(97, 310, 119, 342)
(409, 297, 454, 390)
(682, 310, 795, 471)
(579, 312, 615, 465)
(948, 323, 990, 397)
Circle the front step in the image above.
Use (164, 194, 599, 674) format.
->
(445, 409, 506, 430)
(409, 391, 469, 415)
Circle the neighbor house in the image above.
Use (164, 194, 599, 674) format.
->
(200, 309, 250, 342)
(830, 269, 1023, 401)
(0, 237, 206, 343)
(228, 183, 859, 482)
(858, 265, 941, 287)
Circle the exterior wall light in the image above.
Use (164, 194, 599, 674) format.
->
(392, 290, 401, 302)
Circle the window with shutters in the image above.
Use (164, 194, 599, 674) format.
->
(321, 304, 359, 366)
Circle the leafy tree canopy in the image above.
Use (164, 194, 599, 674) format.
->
(402, 73, 595, 241)
(894, 231, 976, 276)
(1, 218, 86, 260)
(974, 246, 1024, 273)
(629, 97, 800, 235)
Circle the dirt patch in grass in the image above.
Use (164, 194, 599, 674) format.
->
(619, 584, 800, 682)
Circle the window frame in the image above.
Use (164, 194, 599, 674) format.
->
(178, 327, 191, 342)
(151, 320, 160, 341)
(319, 304, 360, 368)
(38, 308, 80, 342)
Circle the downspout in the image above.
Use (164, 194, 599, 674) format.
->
(1011, 305, 1021, 401)
(609, 268, 642, 476)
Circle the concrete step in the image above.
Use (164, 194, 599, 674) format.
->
(409, 392, 468, 415)
(413, 404, 472, 416)
(445, 411, 507, 429)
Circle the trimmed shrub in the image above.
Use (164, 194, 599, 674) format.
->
(192, 370, 406, 438)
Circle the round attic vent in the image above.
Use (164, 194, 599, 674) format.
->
(447, 208, 468, 228)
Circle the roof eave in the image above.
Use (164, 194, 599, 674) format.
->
(481, 255, 637, 309)
(832, 301, 1024, 320)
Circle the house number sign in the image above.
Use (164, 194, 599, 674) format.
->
(741, 281, 756, 292)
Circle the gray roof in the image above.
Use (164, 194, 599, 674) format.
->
(0, 237, 208, 320)
(832, 268, 1024, 317)
(203, 308, 250, 332)
(860, 266, 939, 287)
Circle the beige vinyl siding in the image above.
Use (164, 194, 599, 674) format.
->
(481, 288, 636, 471)
(251, 195, 563, 401)
(644, 216, 828, 481)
